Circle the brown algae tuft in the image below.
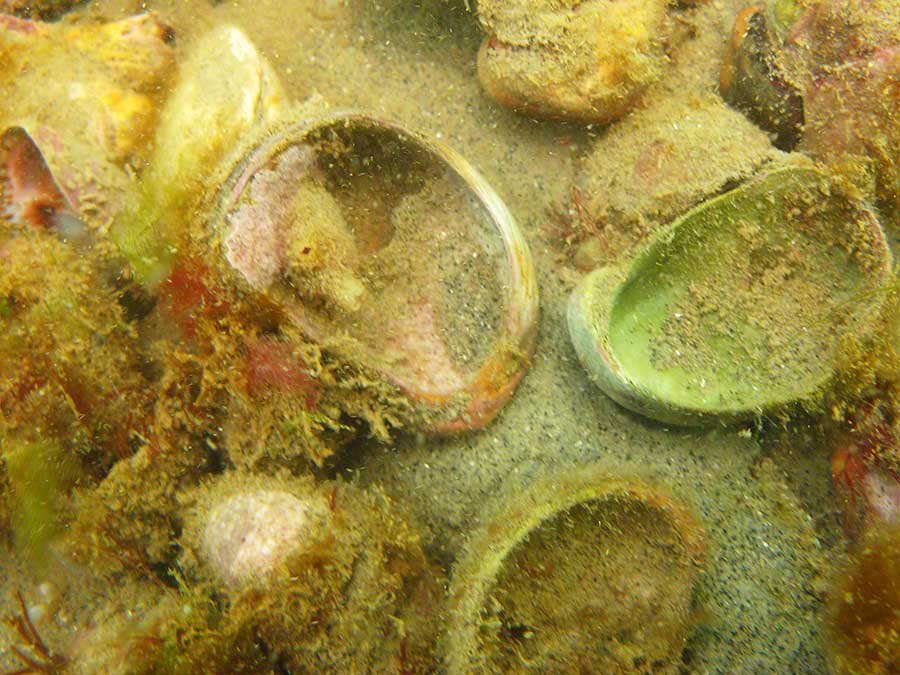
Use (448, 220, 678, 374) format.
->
(0, 209, 152, 562)
(825, 523, 900, 675)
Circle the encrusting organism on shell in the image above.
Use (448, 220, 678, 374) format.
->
(176, 472, 443, 674)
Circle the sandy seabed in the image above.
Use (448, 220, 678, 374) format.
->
(0, 0, 841, 672)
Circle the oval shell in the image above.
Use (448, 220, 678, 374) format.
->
(446, 466, 705, 675)
(205, 111, 539, 432)
(568, 163, 892, 425)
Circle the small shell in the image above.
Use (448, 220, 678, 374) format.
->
(720, 4, 803, 149)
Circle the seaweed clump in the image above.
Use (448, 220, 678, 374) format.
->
(0, 213, 153, 566)
(172, 472, 443, 675)
(826, 523, 900, 675)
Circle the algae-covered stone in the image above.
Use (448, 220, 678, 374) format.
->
(446, 466, 705, 675)
(179, 472, 442, 674)
(0, 13, 175, 167)
(476, 0, 672, 123)
(801, 46, 900, 216)
(575, 91, 782, 265)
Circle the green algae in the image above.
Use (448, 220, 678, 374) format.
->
(4, 438, 77, 569)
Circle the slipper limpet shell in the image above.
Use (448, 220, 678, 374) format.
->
(204, 111, 539, 432)
(115, 24, 289, 284)
(446, 467, 705, 675)
(720, 3, 803, 149)
(568, 163, 892, 425)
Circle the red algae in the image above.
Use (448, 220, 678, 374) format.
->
(156, 258, 222, 341)
(243, 336, 318, 407)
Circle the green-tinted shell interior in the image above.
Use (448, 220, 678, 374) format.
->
(607, 166, 890, 416)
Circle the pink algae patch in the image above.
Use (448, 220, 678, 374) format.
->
(224, 144, 316, 290)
